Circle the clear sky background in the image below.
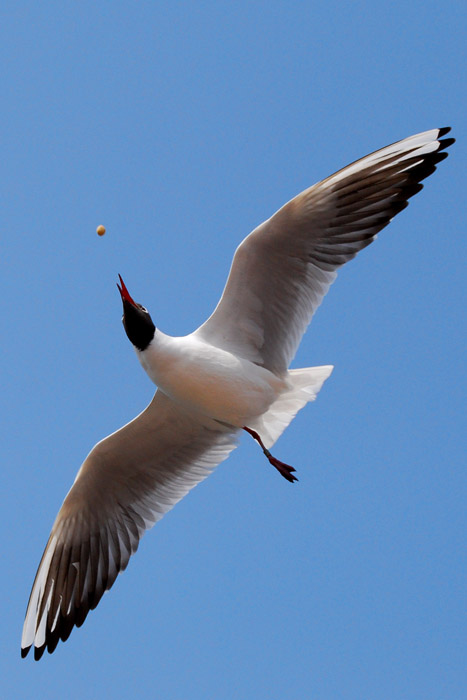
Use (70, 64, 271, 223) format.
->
(1, 2, 465, 698)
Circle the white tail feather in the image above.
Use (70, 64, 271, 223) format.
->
(249, 365, 333, 449)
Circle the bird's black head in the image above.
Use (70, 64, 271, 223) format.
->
(117, 275, 156, 351)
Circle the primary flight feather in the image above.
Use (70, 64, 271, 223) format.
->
(22, 127, 454, 659)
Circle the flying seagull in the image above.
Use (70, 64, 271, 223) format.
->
(21, 127, 454, 659)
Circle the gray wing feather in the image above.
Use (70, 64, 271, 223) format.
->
(195, 128, 454, 374)
(21, 391, 238, 659)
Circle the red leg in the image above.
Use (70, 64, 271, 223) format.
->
(243, 426, 298, 483)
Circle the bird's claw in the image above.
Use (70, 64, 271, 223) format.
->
(267, 455, 298, 483)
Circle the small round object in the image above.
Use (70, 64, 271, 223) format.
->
(96, 225, 106, 236)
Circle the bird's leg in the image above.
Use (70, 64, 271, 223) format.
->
(243, 426, 298, 483)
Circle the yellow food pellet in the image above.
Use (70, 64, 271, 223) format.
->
(96, 225, 106, 236)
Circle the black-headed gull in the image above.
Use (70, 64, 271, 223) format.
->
(21, 127, 454, 659)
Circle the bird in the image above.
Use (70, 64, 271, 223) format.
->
(21, 127, 454, 660)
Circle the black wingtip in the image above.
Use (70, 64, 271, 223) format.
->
(438, 137, 455, 151)
(22, 643, 47, 661)
(437, 127, 455, 151)
(438, 126, 451, 137)
(34, 644, 46, 661)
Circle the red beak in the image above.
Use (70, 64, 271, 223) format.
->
(117, 274, 137, 307)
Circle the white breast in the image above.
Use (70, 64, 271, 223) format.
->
(137, 330, 287, 426)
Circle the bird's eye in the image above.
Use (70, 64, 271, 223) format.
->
(138, 304, 148, 313)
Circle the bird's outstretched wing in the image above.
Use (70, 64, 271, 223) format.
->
(21, 391, 238, 660)
(195, 127, 454, 374)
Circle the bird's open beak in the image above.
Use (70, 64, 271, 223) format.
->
(117, 274, 137, 307)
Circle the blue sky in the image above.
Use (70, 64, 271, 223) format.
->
(2, 2, 465, 698)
